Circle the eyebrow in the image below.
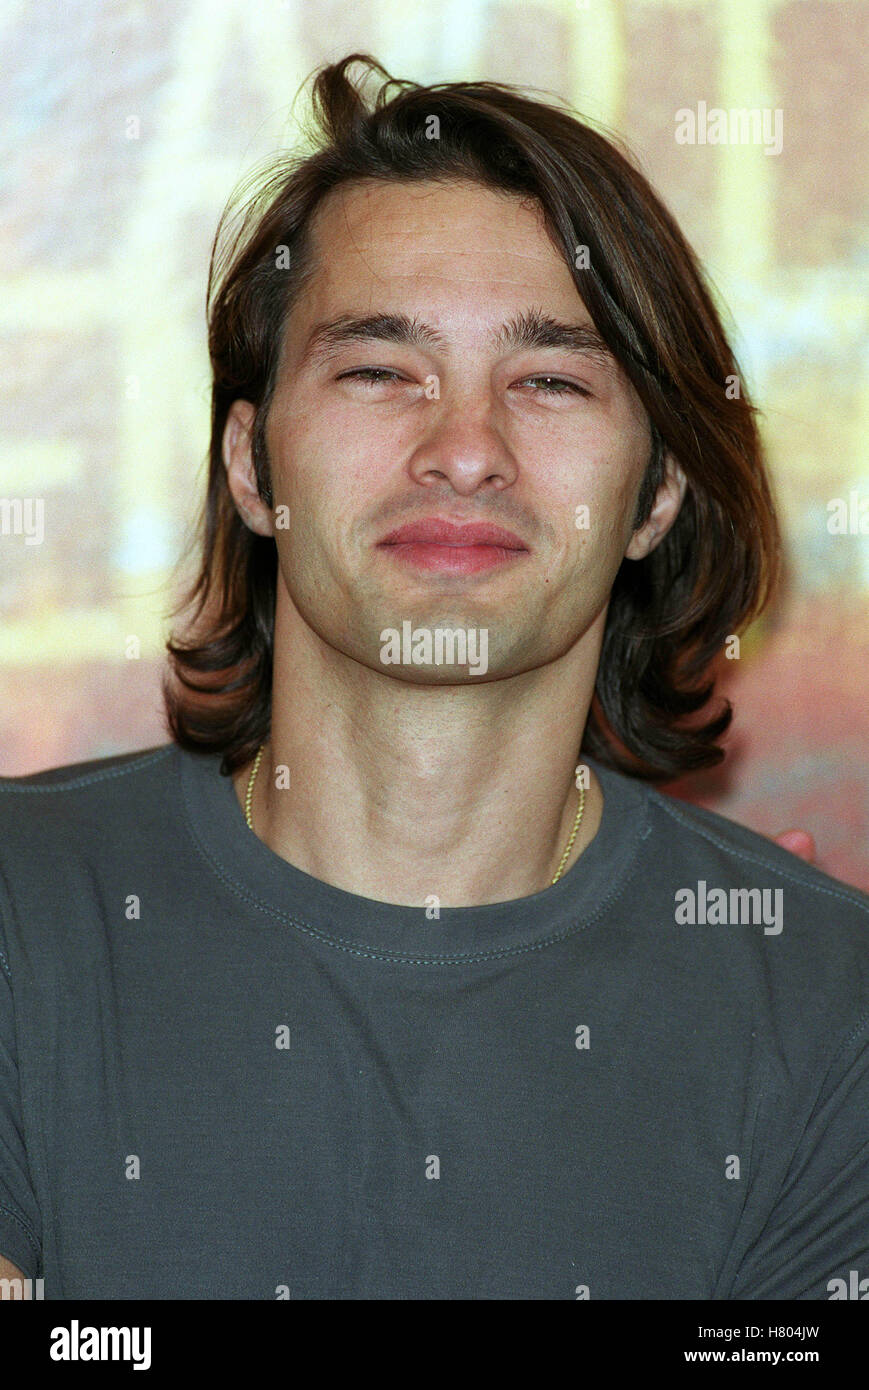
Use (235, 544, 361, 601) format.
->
(300, 308, 616, 371)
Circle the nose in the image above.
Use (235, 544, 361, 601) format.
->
(406, 388, 519, 496)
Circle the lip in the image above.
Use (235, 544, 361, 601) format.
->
(376, 519, 530, 575)
(377, 519, 529, 549)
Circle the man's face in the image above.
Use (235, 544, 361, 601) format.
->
(236, 178, 676, 682)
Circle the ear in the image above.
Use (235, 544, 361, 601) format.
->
(222, 399, 274, 537)
(624, 454, 687, 561)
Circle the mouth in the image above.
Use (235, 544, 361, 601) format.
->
(376, 518, 530, 574)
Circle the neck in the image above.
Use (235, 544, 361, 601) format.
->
(232, 597, 606, 907)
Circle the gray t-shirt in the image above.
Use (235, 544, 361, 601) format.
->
(0, 741, 867, 1299)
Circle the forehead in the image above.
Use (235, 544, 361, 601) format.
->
(301, 178, 585, 312)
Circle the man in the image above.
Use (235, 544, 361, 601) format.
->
(1, 54, 866, 1300)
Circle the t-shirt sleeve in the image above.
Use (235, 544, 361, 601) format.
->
(0, 930, 42, 1280)
(730, 1017, 869, 1300)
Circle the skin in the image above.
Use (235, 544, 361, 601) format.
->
(0, 1253, 29, 1292)
(221, 177, 803, 907)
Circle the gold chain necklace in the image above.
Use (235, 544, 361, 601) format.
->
(244, 742, 585, 885)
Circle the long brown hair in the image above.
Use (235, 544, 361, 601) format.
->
(164, 53, 781, 780)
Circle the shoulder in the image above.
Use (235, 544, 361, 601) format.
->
(0, 743, 176, 795)
(645, 781, 869, 924)
(0, 743, 188, 981)
(0, 742, 178, 832)
(631, 779, 869, 1043)
(0, 744, 181, 898)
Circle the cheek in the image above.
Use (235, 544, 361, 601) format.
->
(287, 387, 407, 475)
(577, 411, 647, 517)
(267, 403, 364, 515)
(563, 457, 644, 575)
(269, 437, 377, 576)
(539, 433, 640, 542)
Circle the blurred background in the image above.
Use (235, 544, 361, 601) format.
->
(0, 0, 867, 888)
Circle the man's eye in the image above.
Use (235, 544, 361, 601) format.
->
(337, 368, 406, 386)
(335, 370, 590, 398)
(518, 376, 590, 397)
